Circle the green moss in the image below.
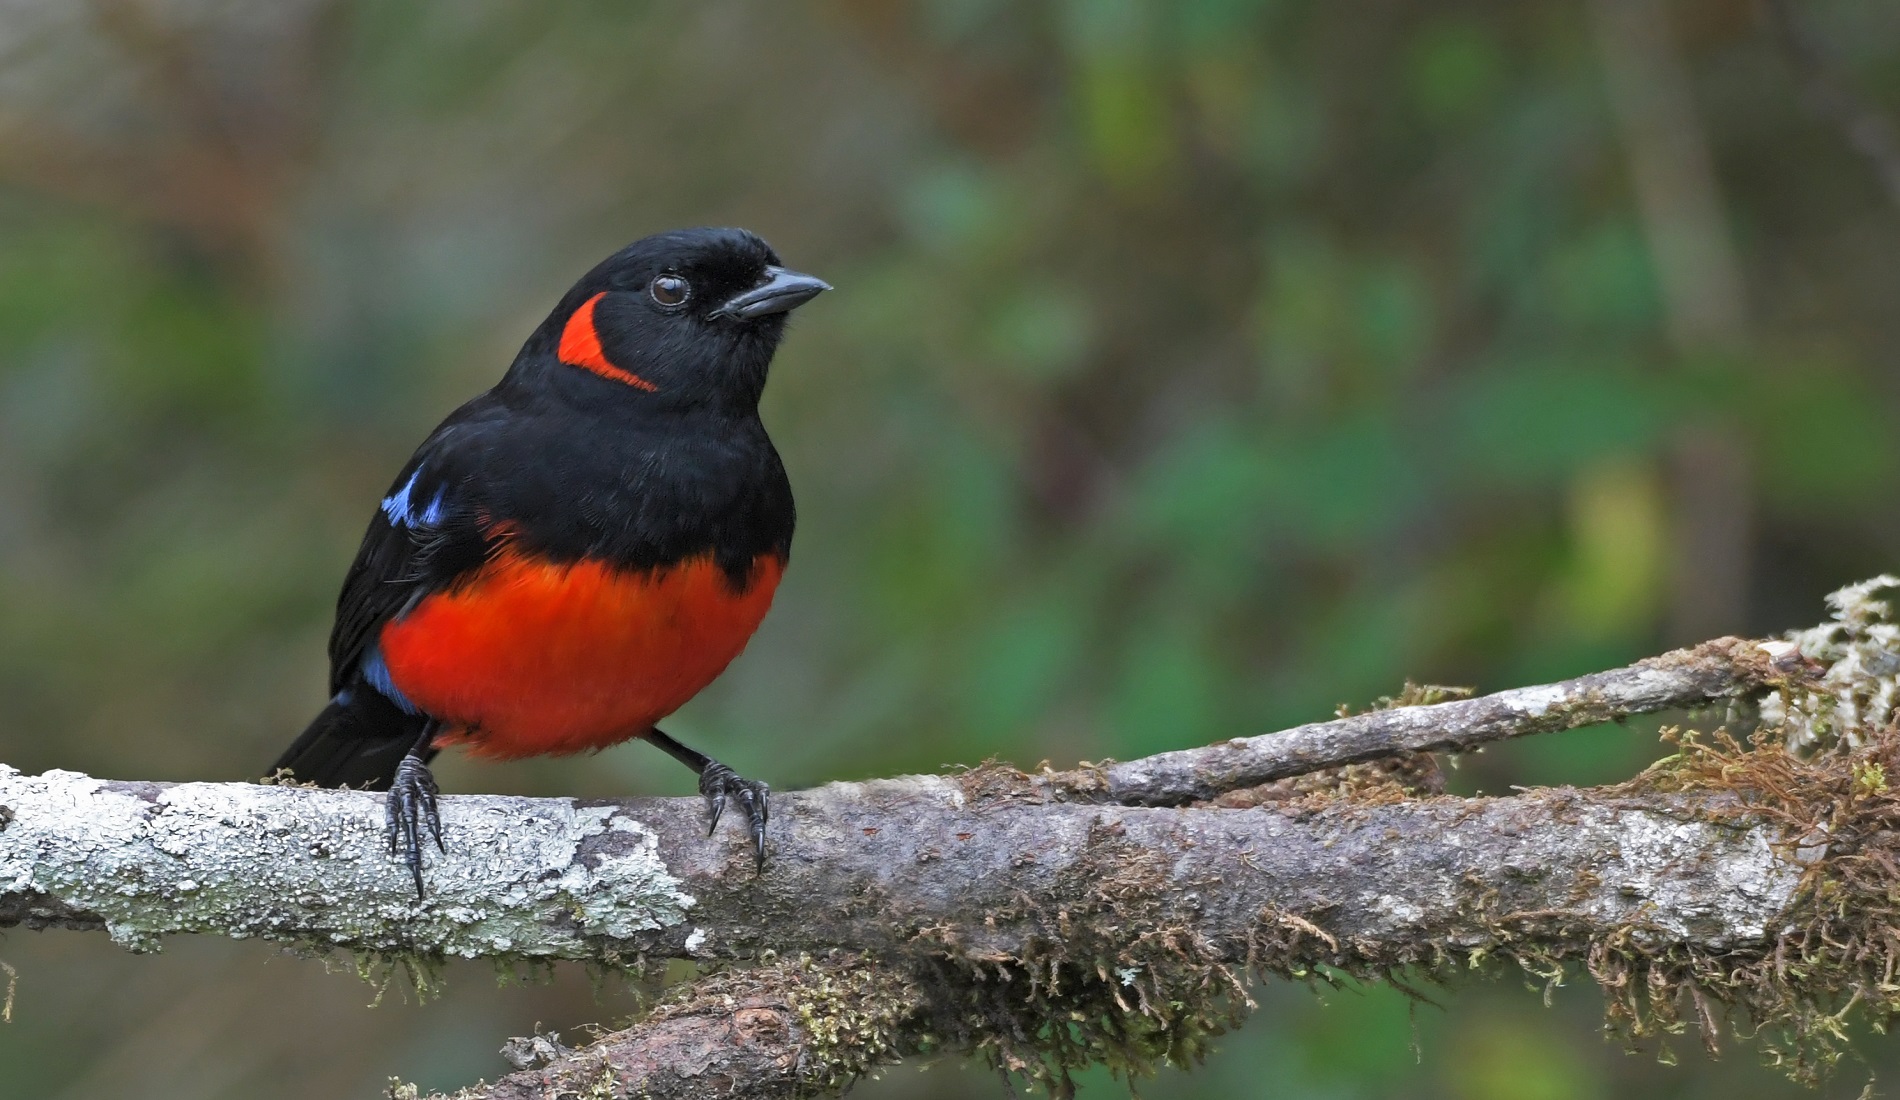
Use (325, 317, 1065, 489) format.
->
(348, 948, 448, 1006)
(782, 958, 924, 1091)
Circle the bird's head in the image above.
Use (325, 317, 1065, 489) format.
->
(520, 227, 828, 413)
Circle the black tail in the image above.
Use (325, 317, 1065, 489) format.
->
(271, 689, 433, 790)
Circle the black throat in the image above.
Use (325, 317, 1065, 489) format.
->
(474, 367, 795, 589)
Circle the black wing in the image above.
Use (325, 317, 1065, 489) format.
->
(274, 396, 509, 788)
(327, 400, 505, 695)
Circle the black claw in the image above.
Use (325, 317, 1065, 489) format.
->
(697, 761, 769, 870)
(385, 754, 443, 898)
(703, 765, 730, 835)
(741, 787, 767, 871)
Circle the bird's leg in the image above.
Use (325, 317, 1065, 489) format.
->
(646, 726, 769, 870)
(385, 722, 444, 897)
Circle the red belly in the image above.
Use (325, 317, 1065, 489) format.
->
(378, 550, 783, 758)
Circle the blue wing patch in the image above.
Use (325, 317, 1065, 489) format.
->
(381, 470, 448, 528)
(362, 648, 422, 715)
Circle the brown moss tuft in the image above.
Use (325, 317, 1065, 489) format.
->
(909, 819, 1250, 1098)
(955, 758, 1061, 805)
(1575, 722, 1900, 1082)
(1204, 752, 1444, 810)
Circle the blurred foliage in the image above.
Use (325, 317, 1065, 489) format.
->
(0, 0, 1897, 1097)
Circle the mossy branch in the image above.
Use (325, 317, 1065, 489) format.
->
(7, 577, 1900, 1099)
(1041, 634, 1803, 805)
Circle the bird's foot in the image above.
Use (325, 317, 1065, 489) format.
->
(385, 753, 444, 897)
(699, 761, 769, 870)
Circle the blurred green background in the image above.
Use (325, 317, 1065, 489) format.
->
(0, 0, 1896, 1096)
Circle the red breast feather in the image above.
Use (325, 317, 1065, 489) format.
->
(378, 549, 784, 758)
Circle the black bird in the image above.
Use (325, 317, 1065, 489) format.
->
(271, 227, 828, 893)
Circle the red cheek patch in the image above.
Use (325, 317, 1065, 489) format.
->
(559, 292, 658, 392)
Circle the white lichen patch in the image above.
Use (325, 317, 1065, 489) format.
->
(1373, 894, 1424, 925)
(1507, 685, 1571, 718)
(1589, 808, 1797, 945)
(1762, 574, 1900, 756)
(830, 774, 967, 808)
(1349, 804, 1800, 949)
(0, 767, 694, 959)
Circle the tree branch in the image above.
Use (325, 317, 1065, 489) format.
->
(1042, 635, 1800, 806)
(5, 579, 1899, 1099)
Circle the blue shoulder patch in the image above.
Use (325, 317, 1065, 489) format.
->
(381, 470, 448, 528)
(362, 649, 422, 715)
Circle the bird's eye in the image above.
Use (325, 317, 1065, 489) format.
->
(649, 274, 690, 308)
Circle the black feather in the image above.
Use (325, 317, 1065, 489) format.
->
(270, 689, 432, 790)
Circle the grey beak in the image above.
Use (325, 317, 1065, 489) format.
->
(711, 265, 831, 320)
